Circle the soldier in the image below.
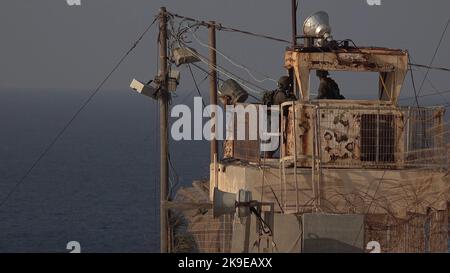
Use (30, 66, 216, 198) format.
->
(316, 70, 345, 100)
(262, 76, 296, 106)
(261, 76, 296, 158)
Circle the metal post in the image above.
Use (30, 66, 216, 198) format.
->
(291, 0, 298, 46)
(292, 102, 299, 213)
(209, 21, 218, 163)
(290, 0, 298, 98)
(158, 6, 169, 253)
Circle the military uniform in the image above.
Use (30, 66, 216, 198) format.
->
(262, 76, 296, 106)
(261, 76, 296, 159)
(316, 70, 345, 100)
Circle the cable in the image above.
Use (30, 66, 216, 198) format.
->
(416, 18, 450, 97)
(191, 63, 223, 83)
(352, 169, 389, 246)
(168, 155, 180, 198)
(166, 20, 266, 95)
(190, 62, 260, 101)
(409, 63, 450, 73)
(407, 55, 450, 106)
(399, 89, 450, 102)
(0, 16, 159, 210)
(187, 64, 206, 107)
(408, 55, 420, 107)
(189, 29, 278, 84)
(180, 42, 266, 97)
(168, 12, 291, 44)
(249, 206, 273, 235)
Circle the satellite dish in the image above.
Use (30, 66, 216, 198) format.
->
(213, 187, 237, 218)
(303, 11, 332, 45)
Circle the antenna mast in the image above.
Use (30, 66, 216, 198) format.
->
(291, 0, 298, 46)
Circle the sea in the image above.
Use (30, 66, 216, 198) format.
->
(0, 88, 210, 253)
(0, 88, 448, 253)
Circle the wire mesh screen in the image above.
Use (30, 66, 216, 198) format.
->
(408, 109, 435, 150)
(313, 105, 445, 169)
(318, 106, 401, 168)
(172, 181, 233, 253)
(365, 210, 448, 253)
(404, 107, 446, 168)
(232, 109, 261, 163)
(361, 114, 395, 163)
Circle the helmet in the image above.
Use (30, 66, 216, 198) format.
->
(316, 70, 329, 78)
(277, 76, 291, 90)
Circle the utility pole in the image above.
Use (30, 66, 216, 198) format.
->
(158, 6, 169, 253)
(209, 21, 218, 164)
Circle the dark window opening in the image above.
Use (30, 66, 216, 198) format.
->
(361, 114, 395, 163)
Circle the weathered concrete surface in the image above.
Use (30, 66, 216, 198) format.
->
(302, 213, 364, 253)
(211, 163, 449, 217)
(231, 213, 301, 253)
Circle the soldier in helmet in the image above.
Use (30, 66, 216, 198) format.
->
(316, 70, 345, 100)
(262, 76, 296, 106)
(261, 76, 296, 158)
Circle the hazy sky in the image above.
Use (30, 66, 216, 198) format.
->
(1, 0, 449, 104)
(0, 0, 449, 253)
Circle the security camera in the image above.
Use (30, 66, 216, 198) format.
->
(130, 79, 158, 99)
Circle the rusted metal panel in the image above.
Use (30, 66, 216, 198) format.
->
(233, 140, 260, 163)
(281, 101, 445, 170)
(284, 49, 409, 103)
(232, 108, 261, 163)
(223, 140, 233, 159)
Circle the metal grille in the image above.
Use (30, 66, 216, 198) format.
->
(233, 111, 261, 163)
(311, 105, 444, 169)
(365, 210, 448, 253)
(361, 114, 395, 163)
(404, 107, 446, 168)
(317, 106, 400, 168)
(172, 181, 233, 253)
(408, 109, 435, 150)
(186, 214, 233, 253)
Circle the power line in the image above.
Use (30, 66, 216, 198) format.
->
(166, 19, 268, 99)
(416, 18, 450, 97)
(168, 12, 291, 44)
(187, 63, 206, 107)
(0, 16, 159, 210)
(408, 55, 420, 107)
(181, 42, 267, 96)
(409, 63, 450, 72)
(405, 55, 450, 107)
(399, 89, 450, 102)
(190, 62, 260, 101)
(189, 29, 278, 84)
